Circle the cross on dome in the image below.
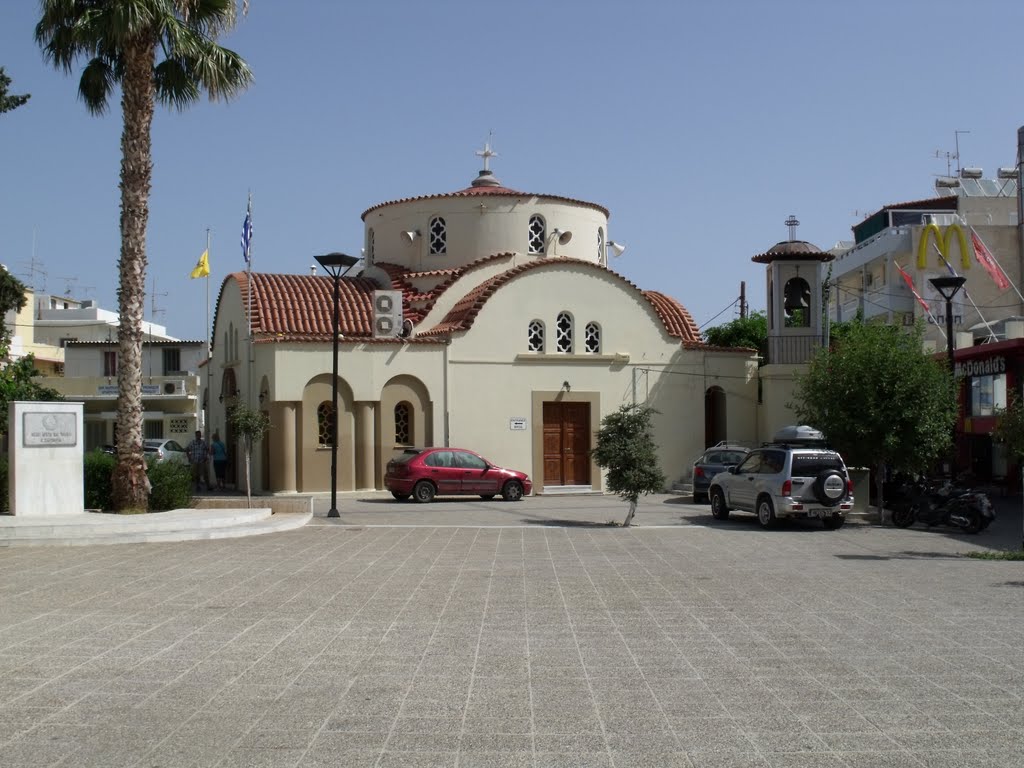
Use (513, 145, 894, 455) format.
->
(785, 215, 800, 241)
(476, 139, 498, 172)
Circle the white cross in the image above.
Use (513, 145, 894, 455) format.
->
(476, 138, 497, 171)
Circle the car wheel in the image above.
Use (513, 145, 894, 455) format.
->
(756, 496, 777, 529)
(822, 515, 845, 530)
(501, 480, 524, 502)
(480, 494, 496, 501)
(710, 489, 730, 520)
(892, 504, 916, 528)
(391, 491, 410, 501)
(412, 481, 436, 503)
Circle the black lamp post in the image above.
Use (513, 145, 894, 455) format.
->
(314, 252, 360, 518)
(929, 275, 967, 478)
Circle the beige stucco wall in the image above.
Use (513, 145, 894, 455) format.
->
(365, 196, 610, 271)
(757, 363, 804, 442)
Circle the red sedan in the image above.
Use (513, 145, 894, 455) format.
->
(385, 447, 532, 503)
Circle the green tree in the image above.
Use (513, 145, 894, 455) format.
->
(792, 318, 956, 513)
(0, 68, 30, 114)
(703, 311, 767, 363)
(228, 401, 270, 508)
(991, 394, 1024, 551)
(590, 404, 666, 527)
(36, 1, 253, 511)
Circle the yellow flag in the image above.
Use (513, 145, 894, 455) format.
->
(190, 249, 210, 279)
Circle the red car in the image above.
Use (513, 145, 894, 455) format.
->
(385, 447, 532, 503)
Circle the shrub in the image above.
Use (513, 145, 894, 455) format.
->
(147, 459, 192, 511)
(84, 450, 116, 511)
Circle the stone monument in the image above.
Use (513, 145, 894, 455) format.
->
(8, 401, 84, 516)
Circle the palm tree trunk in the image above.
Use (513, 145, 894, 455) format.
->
(110, 36, 155, 512)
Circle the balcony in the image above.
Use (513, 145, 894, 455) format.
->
(34, 375, 199, 401)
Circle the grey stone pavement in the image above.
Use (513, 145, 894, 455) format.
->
(1, 493, 1022, 768)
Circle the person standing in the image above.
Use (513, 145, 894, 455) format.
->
(185, 430, 210, 492)
(210, 431, 228, 491)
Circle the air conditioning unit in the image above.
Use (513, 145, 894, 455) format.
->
(162, 380, 185, 395)
(373, 290, 403, 339)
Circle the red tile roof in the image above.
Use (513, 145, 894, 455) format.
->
(417, 259, 701, 343)
(214, 260, 701, 348)
(361, 185, 609, 219)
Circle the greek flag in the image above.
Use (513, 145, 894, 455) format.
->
(241, 195, 253, 265)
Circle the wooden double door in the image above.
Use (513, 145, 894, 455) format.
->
(543, 402, 591, 487)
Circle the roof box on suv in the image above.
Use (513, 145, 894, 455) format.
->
(771, 425, 826, 445)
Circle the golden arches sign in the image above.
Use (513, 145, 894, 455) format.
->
(916, 223, 970, 270)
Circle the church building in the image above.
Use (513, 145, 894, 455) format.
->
(208, 150, 760, 494)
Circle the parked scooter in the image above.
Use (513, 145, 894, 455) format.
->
(889, 476, 994, 534)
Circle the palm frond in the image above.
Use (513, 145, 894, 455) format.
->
(78, 56, 117, 115)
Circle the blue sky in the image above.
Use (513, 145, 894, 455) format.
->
(2, 1, 1023, 343)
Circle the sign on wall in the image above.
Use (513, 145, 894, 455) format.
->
(509, 417, 527, 431)
(23, 412, 77, 447)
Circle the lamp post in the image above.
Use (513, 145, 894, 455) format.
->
(929, 275, 967, 478)
(314, 252, 360, 518)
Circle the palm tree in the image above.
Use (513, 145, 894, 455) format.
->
(35, 1, 252, 511)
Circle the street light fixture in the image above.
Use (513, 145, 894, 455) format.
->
(929, 275, 967, 478)
(314, 251, 360, 518)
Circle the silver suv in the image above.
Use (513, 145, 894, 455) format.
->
(708, 426, 853, 530)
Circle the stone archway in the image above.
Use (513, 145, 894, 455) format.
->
(376, 375, 433, 489)
(299, 373, 355, 493)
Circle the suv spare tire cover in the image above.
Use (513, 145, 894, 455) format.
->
(813, 470, 846, 506)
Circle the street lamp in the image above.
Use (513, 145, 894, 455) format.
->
(929, 275, 967, 478)
(314, 251, 360, 518)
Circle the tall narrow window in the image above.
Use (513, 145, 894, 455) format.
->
(555, 312, 573, 353)
(395, 402, 411, 444)
(162, 348, 181, 374)
(429, 216, 447, 254)
(317, 401, 336, 447)
(103, 350, 117, 377)
(528, 320, 545, 352)
(585, 322, 601, 353)
(597, 227, 605, 262)
(528, 215, 546, 254)
(367, 228, 375, 264)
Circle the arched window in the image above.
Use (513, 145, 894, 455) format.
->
(395, 402, 412, 445)
(584, 322, 601, 353)
(317, 401, 335, 447)
(783, 276, 811, 328)
(429, 216, 447, 254)
(528, 320, 545, 352)
(367, 228, 375, 264)
(597, 227, 605, 262)
(556, 312, 573, 353)
(528, 215, 546, 254)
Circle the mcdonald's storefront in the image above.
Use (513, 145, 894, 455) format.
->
(955, 338, 1024, 487)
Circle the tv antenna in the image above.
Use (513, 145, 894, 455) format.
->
(54, 276, 94, 298)
(16, 230, 47, 291)
(934, 129, 970, 176)
(150, 277, 168, 318)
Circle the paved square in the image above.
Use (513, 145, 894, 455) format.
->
(1, 494, 1022, 767)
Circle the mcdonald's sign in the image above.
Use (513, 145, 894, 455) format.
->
(916, 223, 970, 270)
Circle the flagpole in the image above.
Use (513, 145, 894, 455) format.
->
(205, 228, 211, 438)
(968, 225, 1024, 305)
(931, 243, 999, 343)
(246, 191, 253, 407)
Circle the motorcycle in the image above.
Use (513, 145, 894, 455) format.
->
(889, 477, 994, 534)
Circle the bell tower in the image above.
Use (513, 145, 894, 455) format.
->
(752, 216, 834, 365)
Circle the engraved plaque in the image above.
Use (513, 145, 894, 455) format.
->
(23, 412, 77, 447)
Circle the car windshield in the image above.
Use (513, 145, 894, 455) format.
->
(716, 451, 747, 464)
(390, 451, 420, 465)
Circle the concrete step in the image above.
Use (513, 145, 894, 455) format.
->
(0, 508, 311, 546)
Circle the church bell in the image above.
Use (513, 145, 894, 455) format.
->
(783, 280, 811, 313)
